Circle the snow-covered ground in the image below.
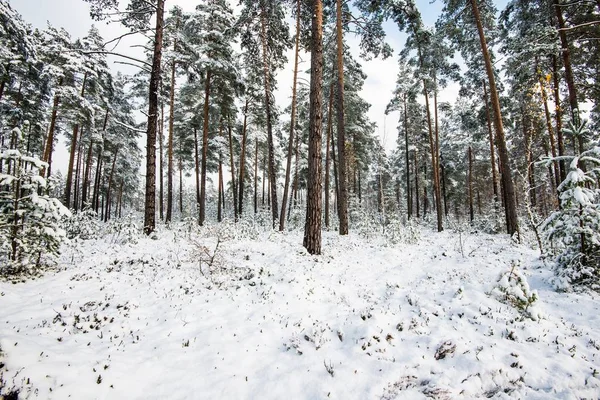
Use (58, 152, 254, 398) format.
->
(1, 221, 599, 399)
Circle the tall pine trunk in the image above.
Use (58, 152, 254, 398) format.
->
(194, 127, 200, 209)
(143, 0, 164, 235)
(553, 0, 582, 154)
(303, 0, 324, 255)
(260, 4, 279, 228)
(65, 72, 88, 208)
(42, 77, 63, 178)
(159, 102, 165, 220)
(166, 56, 177, 224)
(335, 0, 349, 235)
(324, 83, 334, 229)
(403, 95, 412, 220)
(469, 0, 518, 235)
(199, 69, 211, 226)
(279, 0, 301, 231)
(238, 99, 249, 215)
(482, 81, 499, 205)
(227, 122, 238, 221)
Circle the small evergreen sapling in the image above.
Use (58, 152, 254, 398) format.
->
(540, 118, 600, 290)
(0, 127, 71, 276)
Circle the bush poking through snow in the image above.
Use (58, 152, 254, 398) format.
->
(434, 340, 456, 360)
(491, 261, 538, 318)
(64, 209, 101, 240)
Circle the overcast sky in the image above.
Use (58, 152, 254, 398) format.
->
(11, 0, 469, 175)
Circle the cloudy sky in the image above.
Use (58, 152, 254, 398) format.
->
(11, 0, 463, 174)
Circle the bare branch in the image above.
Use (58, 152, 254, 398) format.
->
(82, 51, 152, 67)
(558, 20, 600, 31)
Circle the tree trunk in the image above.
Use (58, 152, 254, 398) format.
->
(199, 69, 211, 226)
(74, 135, 83, 212)
(551, 55, 566, 182)
(260, 4, 279, 228)
(440, 156, 448, 216)
(179, 154, 183, 217)
(166, 57, 177, 224)
(42, 77, 63, 178)
(238, 99, 249, 215)
(553, 0, 582, 153)
(104, 149, 118, 223)
(482, 81, 499, 205)
(280, 0, 301, 231)
(468, 146, 474, 223)
(403, 94, 412, 220)
(143, 0, 164, 235)
(93, 150, 103, 214)
(228, 122, 238, 221)
(193, 127, 200, 208)
(470, 0, 518, 235)
(335, 0, 349, 235)
(432, 74, 443, 231)
(218, 155, 223, 222)
(254, 138, 258, 214)
(414, 150, 420, 218)
(65, 72, 88, 208)
(159, 102, 165, 221)
(324, 83, 334, 230)
(303, 0, 324, 255)
(536, 62, 560, 191)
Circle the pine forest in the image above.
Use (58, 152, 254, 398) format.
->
(1, 0, 600, 397)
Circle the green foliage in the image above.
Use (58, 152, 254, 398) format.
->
(0, 130, 71, 277)
(540, 119, 600, 290)
(491, 261, 539, 319)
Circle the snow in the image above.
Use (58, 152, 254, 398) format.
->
(1, 224, 599, 399)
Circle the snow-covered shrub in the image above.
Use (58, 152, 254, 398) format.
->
(64, 209, 101, 240)
(491, 261, 539, 319)
(540, 118, 600, 290)
(0, 129, 71, 277)
(107, 214, 140, 244)
(385, 217, 421, 245)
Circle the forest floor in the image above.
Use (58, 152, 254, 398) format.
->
(1, 219, 599, 399)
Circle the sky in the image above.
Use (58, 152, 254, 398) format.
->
(11, 0, 465, 175)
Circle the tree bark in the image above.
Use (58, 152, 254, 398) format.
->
(260, 4, 279, 228)
(193, 127, 200, 208)
(536, 62, 561, 192)
(166, 56, 177, 224)
(104, 149, 118, 223)
(469, 0, 518, 235)
(227, 122, 238, 221)
(280, 0, 301, 231)
(143, 0, 164, 235)
(414, 150, 420, 218)
(468, 146, 474, 223)
(238, 99, 249, 215)
(482, 81, 499, 205)
(553, 0, 582, 154)
(335, 0, 349, 235)
(303, 0, 324, 255)
(254, 138, 258, 214)
(65, 72, 88, 208)
(551, 55, 566, 182)
(199, 69, 211, 226)
(42, 77, 63, 178)
(159, 102, 165, 221)
(324, 84, 334, 230)
(432, 74, 443, 231)
(403, 94, 412, 220)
